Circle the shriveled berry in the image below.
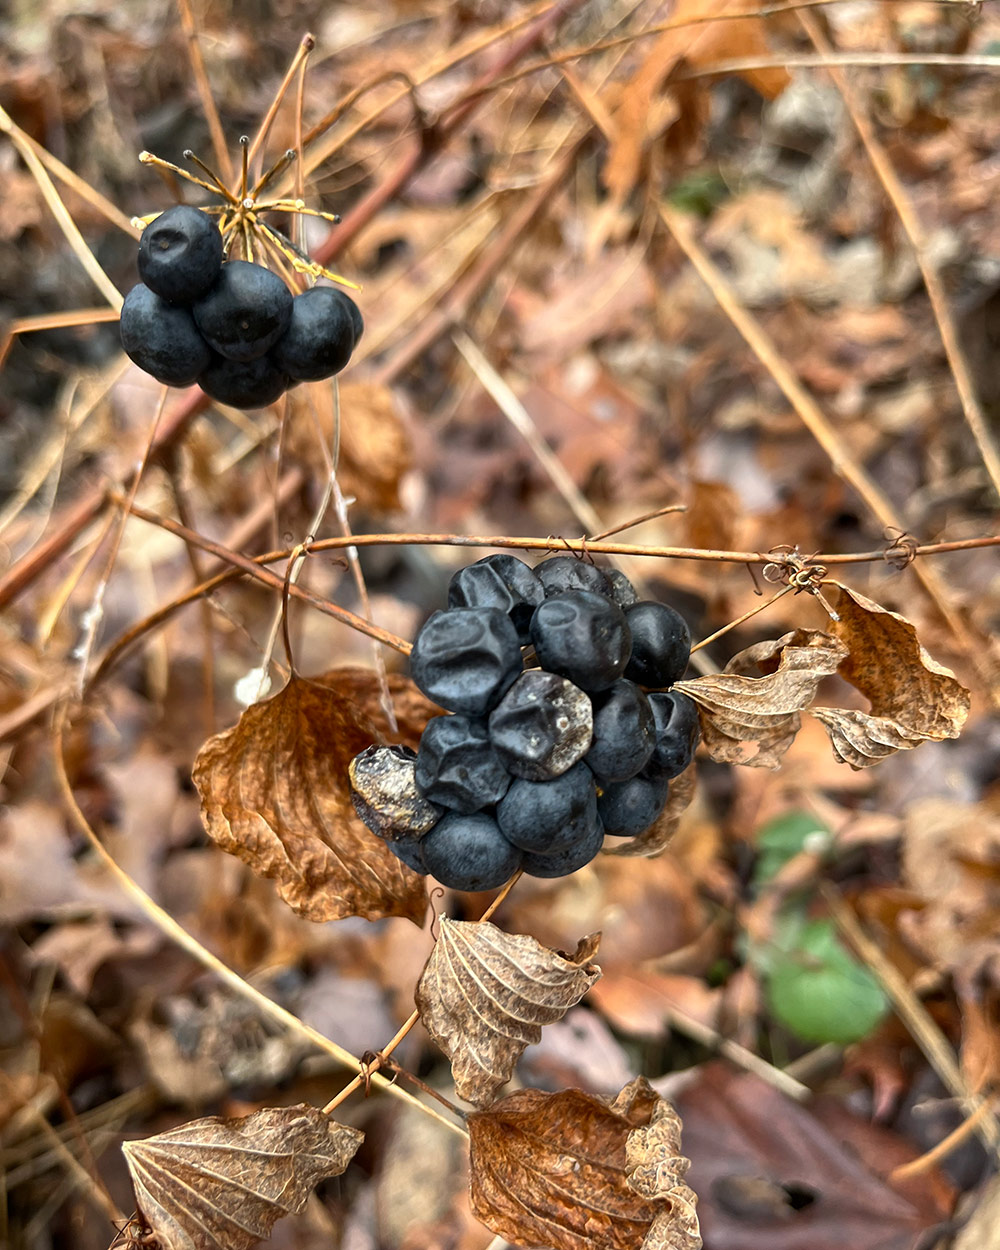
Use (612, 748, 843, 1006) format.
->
(647, 691, 700, 779)
(420, 811, 522, 892)
(605, 568, 638, 608)
(488, 670, 592, 781)
(410, 607, 522, 717)
(414, 714, 510, 813)
(349, 744, 442, 840)
(521, 814, 605, 879)
(193, 260, 293, 361)
(120, 283, 210, 386)
(270, 286, 361, 382)
(530, 590, 632, 693)
(597, 772, 670, 837)
(623, 600, 691, 689)
(497, 761, 598, 854)
(198, 353, 288, 409)
(584, 680, 654, 782)
(137, 205, 223, 305)
(537, 556, 613, 598)
(447, 555, 544, 643)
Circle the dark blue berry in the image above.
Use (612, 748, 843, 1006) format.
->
(410, 607, 522, 717)
(496, 761, 599, 854)
(521, 814, 605, 878)
(120, 283, 211, 386)
(530, 590, 632, 693)
(193, 260, 293, 362)
(414, 715, 510, 813)
(270, 286, 361, 382)
(419, 811, 522, 891)
(646, 691, 700, 779)
(597, 772, 670, 837)
(137, 205, 223, 305)
(584, 680, 655, 782)
(605, 568, 638, 608)
(448, 555, 544, 644)
(623, 601, 691, 689)
(199, 352, 288, 409)
(385, 836, 427, 874)
(537, 557, 613, 598)
(488, 670, 592, 781)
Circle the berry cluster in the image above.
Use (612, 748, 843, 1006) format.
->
(119, 205, 362, 409)
(349, 555, 700, 892)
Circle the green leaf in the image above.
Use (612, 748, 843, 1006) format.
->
(752, 810, 831, 888)
(766, 919, 888, 1045)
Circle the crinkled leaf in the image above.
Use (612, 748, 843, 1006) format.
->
(416, 918, 601, 1107)
(675, 630, 847, 768)
(604, 763, 697, 857)
(811, 585, 970, 769)
(193, 669, 436, 924)
(468, 1076, 701, 1250)
(124, 1104, 363, 1250)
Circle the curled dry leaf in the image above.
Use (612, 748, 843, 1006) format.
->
(675, 630, 847, 769)
(468, 1076, 700, 1250)
(416, 918, 601, 1107)
(123, 1104, 363, 1250)
(193, 669, 437, 924)
(604, 762, 697, 858)
(811, 585, 971, 769)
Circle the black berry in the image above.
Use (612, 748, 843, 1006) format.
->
(137, 205, 223, 305)
(193, 260, 293, 362)
(271, 286, 361, 382)
(623, 601, 691, 688)
(537, 556, 613, 598)
(647, 691, 700, 778)
(198, 353, 289, 409)
(447, 554, 544, 643)
(120, 283, 211, 386)
(584, 680, 655, 782)
(414, 714, 511, 813)
(521, 815, 605, 879)
(597, 772, 670, 837)
(530, 590, 632, 693)
(605, 568, 638, 608)
(419, 811, 522, 892)
(488, 670, 592, 781)
(410, 607, 522, 717)
(385, 836, 427, 874)
(496, 761, 599, 854)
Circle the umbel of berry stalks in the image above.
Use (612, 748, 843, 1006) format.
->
(349, 555, 700, 892)
(120, 140, 364, 408)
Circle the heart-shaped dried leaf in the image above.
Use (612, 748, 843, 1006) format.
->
(193, 669, 437, 924)
(675, 630, 847, 768)
(468, 1076, 701, 1250)
(604, 762, 697, 858)
(811, 585, 971, 769)
(416, 918, 601, 1107)
(124, 1104, 363, 1250)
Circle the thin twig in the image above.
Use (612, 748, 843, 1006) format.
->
(175, 0, 233, 183)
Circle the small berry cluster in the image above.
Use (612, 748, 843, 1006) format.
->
(119, 205, 362, 409)
(350, 555, 700, 892)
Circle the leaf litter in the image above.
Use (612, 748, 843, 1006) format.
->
(2, 0, 999, 1247)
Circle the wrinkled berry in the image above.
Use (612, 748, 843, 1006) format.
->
(647, 691, 700, 778)
(448, 554, 544, 644)
(414, 714, 510, 813)
(584, 680, 655, 782)
(623, 600, 691, 688)
(137, 205, 223, 305)
(488, 670, 592, 781)
(349, 744, 442, 840)
(537, 556, 613, 598)
(410, 607, 522, 717)
(530, 590, 632, 693)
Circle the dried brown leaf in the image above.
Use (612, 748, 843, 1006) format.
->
(468, 1076, 700, 1250)
(675, 630, 847, 768)
(416, 917, 601, 1107)
(124, 1104, 362, 1250)
(811, 586, 971, 768)
(604, 763, 697, 857)
(193, 669, 435, 924)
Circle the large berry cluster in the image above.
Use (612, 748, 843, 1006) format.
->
(349, 555, 700, 891)
(119, 205, 362, 409)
